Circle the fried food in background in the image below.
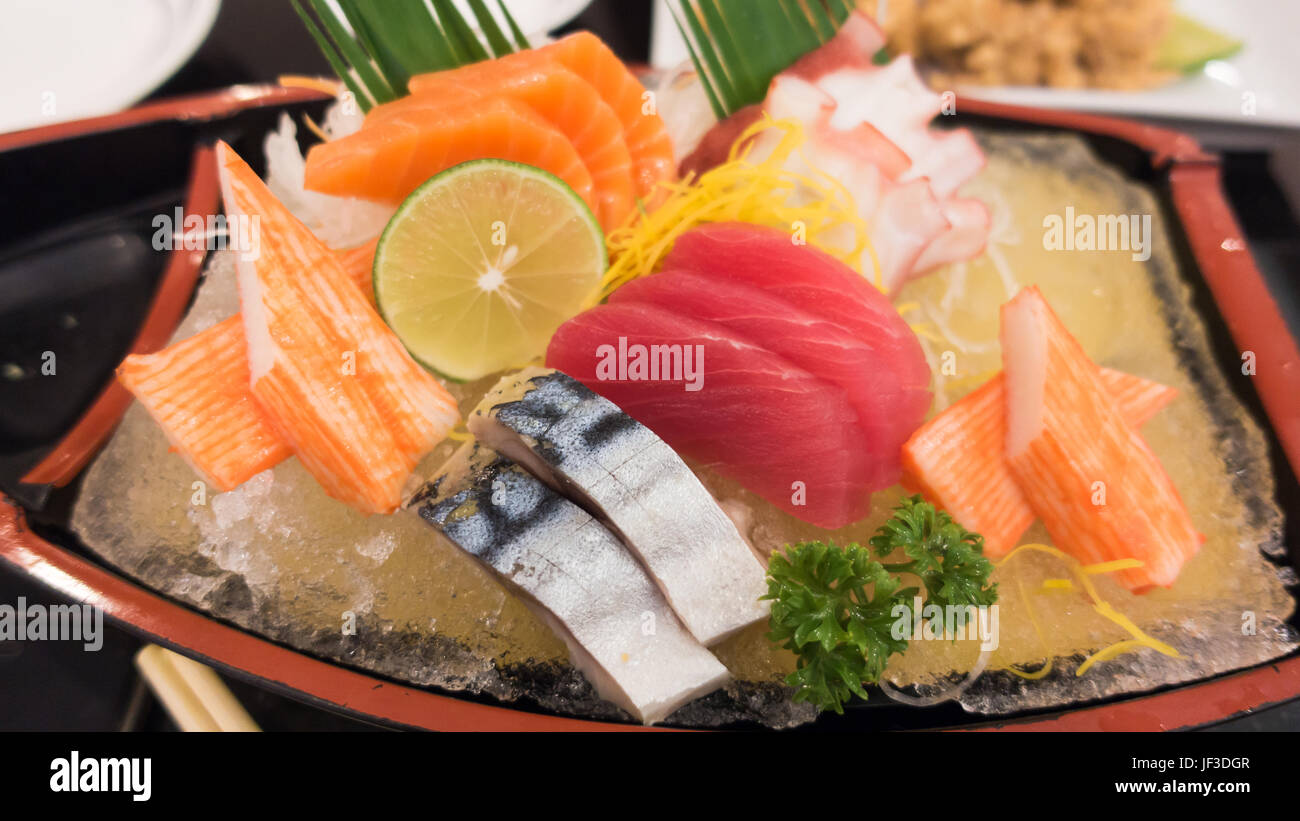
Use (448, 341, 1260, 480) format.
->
(863, 0, 1175, 89)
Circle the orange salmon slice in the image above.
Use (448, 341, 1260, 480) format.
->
(539, 31, 675, 199)
(304, 96, 595, 213)
(1000, 287, 1202, 590)
(902, 368, 1178, 557)
(219, 141, 458, 514)
(118, 316, 292, 492)
(400, 56, 636, 230)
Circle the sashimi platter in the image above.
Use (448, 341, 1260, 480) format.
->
(54, 1, 1298, 727)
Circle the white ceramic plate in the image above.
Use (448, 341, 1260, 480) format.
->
(959, 0, 1300, 128)
(0, 0, 221, 135)
(649, 0, 1300, 128)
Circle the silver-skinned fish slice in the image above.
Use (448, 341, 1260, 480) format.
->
(408, 441, 729, 725)
(467, 367, 770, 646)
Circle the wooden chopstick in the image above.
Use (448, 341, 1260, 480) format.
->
(134, 645, 261, 732)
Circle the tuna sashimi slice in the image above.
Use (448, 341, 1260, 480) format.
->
(304, 96, 594, 212)
(661, 223, 932, 415)
(1001, 287, 1202, 590)
(219, 142, 458, 514)
(546, 301, 874, 529)
(117, 316, 291, 492)
(468, 368, 769, 646)
(412, 442, 729, 724)
(902, 368, 1178, 557)
(399, 57, 635, 230)
(608, 268, 921, 489)
(539, 31, 675, 199)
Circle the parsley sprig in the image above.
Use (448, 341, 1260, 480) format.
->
(763, 496, 998, 714)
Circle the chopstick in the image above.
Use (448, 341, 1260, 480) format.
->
(134, 645, 261, 732)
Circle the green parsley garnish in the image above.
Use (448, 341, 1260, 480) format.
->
(763, 495, 998, 714)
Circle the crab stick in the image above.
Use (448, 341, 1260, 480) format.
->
(1000, 287, 1202, 590)
(217, 141, 457, 513)
(902, 368, 1178, 557)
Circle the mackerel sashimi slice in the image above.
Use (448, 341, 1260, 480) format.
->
(217, 142, 458, 514)
(1001, 287, 1203, 590)
(468, 368, 770, 645)
(411, 442, 729, 725)
(546, 301, 874, 529)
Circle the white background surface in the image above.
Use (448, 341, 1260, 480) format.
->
(0, 0, 220, 134)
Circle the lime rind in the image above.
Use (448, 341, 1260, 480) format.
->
(373, 159, 607, 382)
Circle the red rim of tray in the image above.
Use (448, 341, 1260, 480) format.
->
(1, 87, 1297, 732)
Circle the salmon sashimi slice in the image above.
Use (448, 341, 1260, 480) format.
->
(539, 31, 675, 199)
(901, 368, 1178, 557)
(303, 96, 595, 212)
(117, 316, 292, 492)
(400, 57, 636, 230)
(219, 142, 458, 514)
(1000, 287, 1202, 590)
(546, 301, 874, 529)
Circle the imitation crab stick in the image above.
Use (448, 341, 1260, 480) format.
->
(1000, 287, 1202, 590)
(401, 57, 636, 230)
(218, 141, 458, 513)
(118, 316, 291, 492)
(902, 368, 1177, 557)
(118, 238, 386, 495)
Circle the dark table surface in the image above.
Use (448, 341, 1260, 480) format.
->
(1, 0, 1297, 732)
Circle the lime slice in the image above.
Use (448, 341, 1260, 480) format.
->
(374, 159, 606, 382)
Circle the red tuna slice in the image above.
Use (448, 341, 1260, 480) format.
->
(545, 301, 874, 529)
(662, 223, 932, 410)
(608, 269, 922, 489)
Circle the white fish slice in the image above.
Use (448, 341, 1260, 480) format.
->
(408, 442, 729, 725)
(468, 368, 771, 646)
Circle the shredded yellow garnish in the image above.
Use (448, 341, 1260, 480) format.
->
(597, 116, 874, 304)
(1081, 558, 1145, 575)
(301, 113, 331, 144)
(445, 424, 473, 443)
(277, 75, 345, 97)
(997, 544, 1181, 679)
(1040, 579, 1074, 591)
